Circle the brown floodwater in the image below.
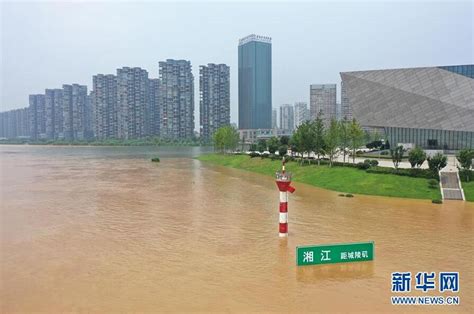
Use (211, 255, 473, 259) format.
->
(1, 145, 473, 313)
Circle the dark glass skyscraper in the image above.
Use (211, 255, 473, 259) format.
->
(238, 34, 272, 129)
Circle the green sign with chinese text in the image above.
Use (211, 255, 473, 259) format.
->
(296, 242, 374, 266)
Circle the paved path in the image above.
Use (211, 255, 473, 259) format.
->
(440, 156, 464, 200)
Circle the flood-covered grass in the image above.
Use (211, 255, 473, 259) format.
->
(198, 154, 442, 200)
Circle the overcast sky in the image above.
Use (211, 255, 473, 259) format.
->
(1, 0, 473, 127)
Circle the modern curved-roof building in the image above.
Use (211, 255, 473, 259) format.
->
(340, 65, 474, 150)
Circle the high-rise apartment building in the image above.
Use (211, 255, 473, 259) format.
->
(27, 85, 90, 141)
(0, 112, 7, 138)
(238, 34, 272, 129)
(62, 84, 88, 140)
(84, 93, 93, 139)
(117, 67, 149, 139)
(310, 84, 337, 124)
(280, 104, 295, 131)
(272, 108, 278, 129)
(147, 78, 161, 137)
(92, 74, 118, 139)
(0, 108, 29, 139)
(294, 102, 309, 128)
(28, 94, 46, 140)
(159, 59, 194, 139)
(199, 63, 230, 140)
(45, 89, 63, 139)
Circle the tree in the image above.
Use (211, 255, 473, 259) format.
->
(280, 136, 290, 146)
(338, 118, 350, 164)
(291, 121, 312, 164)
(390, 145, 405, 169)
(457, 149, 474, 170)
(408, 147, 427, 168)
(267, 137, 280, 155)
(213, 127, 225, 153)
(289, 140, 298, 157)
(428, 153, 447, 173)
(457, 149, 474, 181)
(348, 118, 364, 164)
(212, 126, 239, 153)
(249, 143, 257, 152)
(278, 145, 288, 157)
(226, 126, 239, 152)
(312, 115, 326, 165)
(257, 139, 267, 154)
(324, 118, 339, 167)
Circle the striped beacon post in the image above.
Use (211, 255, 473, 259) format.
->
(275, 157, 296, 237)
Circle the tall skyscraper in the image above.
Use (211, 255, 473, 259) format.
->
(272, 108, 278, 129)
(310, 84, 337, 124)
(62, 84, 88, 140)
(147, 78, 161, 137)
(199, 63, 230, 140)
(294, 102, 309, 128)
(280, 104, 295, 131)
(159, 59, 194, 139)
(28, 94, 45, 140)
(92, 74, 118, 139)
(117, 67, 149, 139)
(238, 34, 272, 129)
(45, 88, 63, 139)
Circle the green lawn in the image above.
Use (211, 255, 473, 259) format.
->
(198, 154, 442, 200)
(461, 181, 474, 202)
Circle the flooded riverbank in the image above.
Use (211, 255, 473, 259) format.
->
(1, 146, 472, 312)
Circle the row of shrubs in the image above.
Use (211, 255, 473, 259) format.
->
(428, 179, 439, 189)
(366, 166, 439, 180)
(247, 153, 439, 180)
(355, 159, 379, 169)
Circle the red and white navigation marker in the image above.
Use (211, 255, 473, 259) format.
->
(275, 157, 295, 237)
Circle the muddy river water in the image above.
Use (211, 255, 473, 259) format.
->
(1, 146, 472, 312)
